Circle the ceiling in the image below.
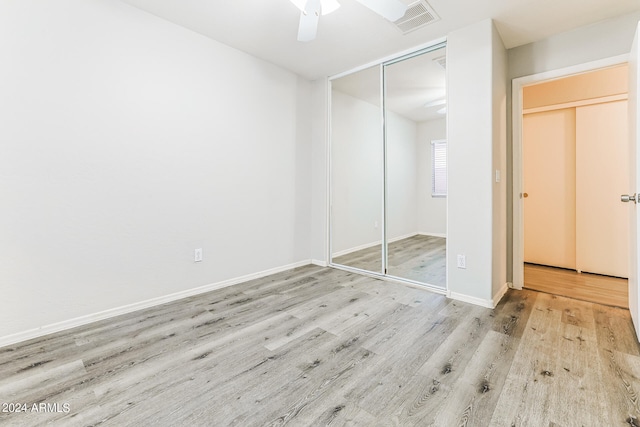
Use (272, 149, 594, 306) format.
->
(119, 0, 640, 81)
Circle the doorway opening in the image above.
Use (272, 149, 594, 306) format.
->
(512, 56, 630, 308)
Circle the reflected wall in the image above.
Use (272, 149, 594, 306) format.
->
(331, 66, 383, 274)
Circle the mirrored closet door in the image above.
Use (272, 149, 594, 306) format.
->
(330, 43, 448, 290)
(330, 65, 384, 275)
(384, 46, 447, 288)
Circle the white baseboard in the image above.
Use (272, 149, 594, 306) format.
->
(331, 240, 380, 258)
(0, 259, 315, 349)
(447, 282, 512, 310)
(447, 291, 495, 309)
(493, 282, 511, 307)
(332, 231, 426, 258)
(418, 232, 447, 238)
(311, 259, 328, 267)
(388, 231, 421, 244)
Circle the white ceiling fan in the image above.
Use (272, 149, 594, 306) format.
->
(289, 0, 408, 42)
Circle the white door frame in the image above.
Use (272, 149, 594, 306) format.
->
(628, 22, 639, 334)
(511, 54, 629, 289)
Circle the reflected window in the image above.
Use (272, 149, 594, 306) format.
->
(432, 140, 447, 197)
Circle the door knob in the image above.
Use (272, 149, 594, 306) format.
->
(621, 194, 636, 203)
(522, 193, 528, 198)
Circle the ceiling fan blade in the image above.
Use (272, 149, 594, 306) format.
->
(298, 0, 321, 42)
(320, 0, 340, 15)
(354, 0, 407, 22)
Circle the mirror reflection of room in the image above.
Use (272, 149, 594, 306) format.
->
(330, 45, 447, 289)
(331, 65, 384, 275)
(384, 47, 447, 288)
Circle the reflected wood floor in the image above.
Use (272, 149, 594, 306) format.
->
(333, 234, 446, 288)
(524, 263, 629, 308)
(1, 265, 640, 426)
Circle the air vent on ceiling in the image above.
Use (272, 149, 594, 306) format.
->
(392, 0, 440, 35)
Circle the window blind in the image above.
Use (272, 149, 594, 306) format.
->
(432, 140, 447, 197)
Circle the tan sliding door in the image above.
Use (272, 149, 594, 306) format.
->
(524, 100, 629, 278)
(523, 108, 576, 269)
(576, 100, 629, 277)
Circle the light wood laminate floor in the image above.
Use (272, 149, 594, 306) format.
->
(1, 265, 639, 426)
(524, 263, 629, 308)
(333, 235, 446, 287)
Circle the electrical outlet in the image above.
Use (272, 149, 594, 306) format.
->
(457, 254, 466, 269)
(194, 248, 203, 262)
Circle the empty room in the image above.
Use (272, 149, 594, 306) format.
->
(3, 0, 640, 425)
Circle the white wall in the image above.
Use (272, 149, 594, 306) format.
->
(417, 118, 447, 236)
(387, 112, 419, 240)
(492, 22, 509, 299)
(311, 79, 329, 265)
(447, 19, 507, 305)
(508, 12, 640, 80)
(330, 90, 418, 255)
(0, 0, 312, 341)
(331, 90, 384, 254)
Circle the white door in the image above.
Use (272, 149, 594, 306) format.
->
(627, 22, 640, 334)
